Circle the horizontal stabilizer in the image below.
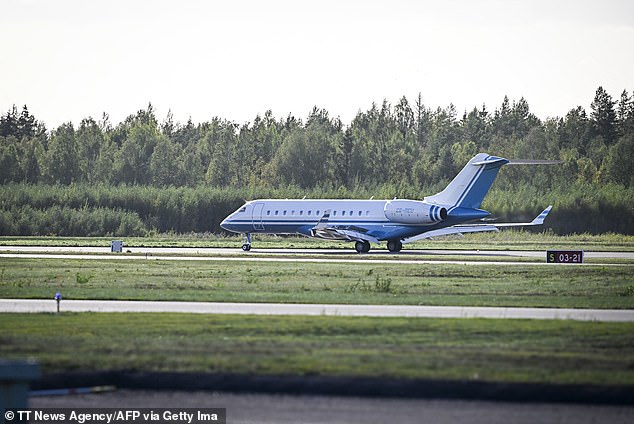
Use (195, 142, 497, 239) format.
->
(506, 159, 563, 165)
(471, 157, 510, 166)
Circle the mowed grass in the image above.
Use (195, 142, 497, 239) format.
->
(1, 313, 633, 386)
(2, 243, 632, 388)
(1, 257, 633, 308)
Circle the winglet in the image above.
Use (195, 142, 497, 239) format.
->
(530, 205, 552, 225)
(313, 209, 331, 230)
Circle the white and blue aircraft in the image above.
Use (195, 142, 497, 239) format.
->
(221, 153, 553, 253)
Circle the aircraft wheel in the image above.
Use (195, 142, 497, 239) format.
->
(355, 240, 370, 254)
(387, 240, 402, 253)
(242, 244, 251, 251)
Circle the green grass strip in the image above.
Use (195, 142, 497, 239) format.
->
(1, 258, 633, 308)
(1, 313, 633, 386)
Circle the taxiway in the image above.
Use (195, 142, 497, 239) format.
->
(2, 299, 633, 322)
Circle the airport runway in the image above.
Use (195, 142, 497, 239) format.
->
(1, 246, 632, 266)
(0, 252, 558, 266)
(2, 299, 633, 322)
(1, 245, 633, 259)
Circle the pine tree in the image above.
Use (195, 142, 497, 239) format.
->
(617, 90, 634, 136)
(0, 105, 18, 137)
(17, 105, 37, 139)
(590, 86, 618, 145)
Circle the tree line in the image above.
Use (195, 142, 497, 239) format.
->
(1, 86, 633, 236)
(1, 182, 631, 236)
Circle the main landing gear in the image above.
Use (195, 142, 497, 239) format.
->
(387, 239, 403, 253)
(354, 240, 371, 254)
(354, 240, 402, 253)
(242, 233, 252, 251)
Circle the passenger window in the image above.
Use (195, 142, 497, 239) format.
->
(349, 210, 353, 216)
(358, 211, 362, 216)
(308, 210, 312, 215)
(291, 210, 295, 215)
(300, 210, 303, 215)
(342, 211, 346, 216)
(333, 211, 337, 216)
(316, 210, 320, 215)
(267, 210, 271, 215)
(275, 210, 279, 216)
(283, 210, 287, 215)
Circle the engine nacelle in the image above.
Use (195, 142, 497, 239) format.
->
(384, 200, 447, 224)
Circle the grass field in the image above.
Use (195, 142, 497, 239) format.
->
(2, 233, 632, 388)
(1, 257, 633, 308)
(2, 313, 633, 386)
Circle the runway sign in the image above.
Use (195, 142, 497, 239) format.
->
(547, 250, 583, 263)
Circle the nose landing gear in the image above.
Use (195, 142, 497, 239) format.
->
(242, 233, 252, 251)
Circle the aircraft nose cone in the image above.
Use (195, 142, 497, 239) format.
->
(220, 217, 239, 233)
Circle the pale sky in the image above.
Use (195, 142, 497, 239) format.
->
(1, 0, 633, 129)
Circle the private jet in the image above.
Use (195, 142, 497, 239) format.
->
(220, 153, 553, 253)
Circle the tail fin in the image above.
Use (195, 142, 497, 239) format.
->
(424, 153, 509, 209)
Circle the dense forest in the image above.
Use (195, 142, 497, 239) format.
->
(1, 86, 633, 236)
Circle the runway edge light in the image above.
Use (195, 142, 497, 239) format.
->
(55, 292, 61, 313)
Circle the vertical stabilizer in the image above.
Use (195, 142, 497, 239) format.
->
(424, 153, 509, 209)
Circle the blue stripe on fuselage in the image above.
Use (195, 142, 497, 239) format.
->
(221, 217, 453, 242)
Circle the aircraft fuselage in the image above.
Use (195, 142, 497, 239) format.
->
(221, 198, 478, 242)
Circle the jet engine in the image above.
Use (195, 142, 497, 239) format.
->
(384, 200, 447, 224)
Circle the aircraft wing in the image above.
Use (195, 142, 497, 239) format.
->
(492, 205, 552, 226)
(403, 206, 552, 243)
(311, 226, 379, 244)
(403, 225, 499, 242)
(336, 229, 380, 244)
(310, 210, 379, 244)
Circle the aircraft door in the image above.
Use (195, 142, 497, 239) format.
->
(252, 202, 264, 231)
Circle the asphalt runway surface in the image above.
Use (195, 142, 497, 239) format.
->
(3, 299, 633, 321)
(31, 389, 634, 424)
(2, 245, 633, 259)
(1, 245, 632, 267)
